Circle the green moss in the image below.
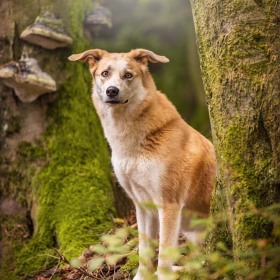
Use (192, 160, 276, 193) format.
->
(219, 121, 275, 250)
(236, 213, 273, 241)
(15, 243, 56, 278)
(120, 250, 139, 273)
(17, 141, 46, 162)
(205, 181, 234, 279)
(206, 181, 232, 252)
(0, 215, 31, 280)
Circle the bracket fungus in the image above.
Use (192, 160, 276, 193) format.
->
(84, 4, 112, 38)
(0, 57, 57, 103)
(20, 12, 72, 49)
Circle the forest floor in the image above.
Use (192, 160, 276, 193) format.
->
(31, 214, 137, 280)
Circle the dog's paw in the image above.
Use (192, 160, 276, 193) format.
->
(156, 267, 181, 280)
(133, 272, 145, 280)
(156, 272, 175, 280)
(172, 265, 185, 272)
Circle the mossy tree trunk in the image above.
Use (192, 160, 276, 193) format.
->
(190, 0, 280, 278)
(0, 1, 116, 279)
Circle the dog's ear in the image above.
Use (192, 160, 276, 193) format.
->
(68, 49, 107, 67)
(128, 49, 169, 65)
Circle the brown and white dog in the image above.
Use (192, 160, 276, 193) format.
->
(69, 49, 216, 280)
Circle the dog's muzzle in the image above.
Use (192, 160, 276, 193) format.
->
(106, 86, 119, 97)
(105, 99, 129, 105)
(105, 86, 128, 105)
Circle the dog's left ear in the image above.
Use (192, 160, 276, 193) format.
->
(128, 49, 169, 64)
(68, 49, 107, 67)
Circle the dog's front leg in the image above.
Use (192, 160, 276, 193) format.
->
(133, 204, 158, 280)
(157, 203, 182, 280)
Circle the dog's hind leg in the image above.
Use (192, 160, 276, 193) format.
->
(181, 212, 205, 245)
(157, 203, 182, 280)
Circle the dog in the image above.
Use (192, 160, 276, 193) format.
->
(68, 49, 216, 280)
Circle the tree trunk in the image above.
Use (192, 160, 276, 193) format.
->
(0, 1, 116, 279)
(190, 0, 280, 278)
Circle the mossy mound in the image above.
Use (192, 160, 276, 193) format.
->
(1, 0, 115, 278)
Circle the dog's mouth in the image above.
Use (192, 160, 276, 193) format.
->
(105, 99, 129, 105)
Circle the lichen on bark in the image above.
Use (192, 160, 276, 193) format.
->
(190, 0, 280, 278)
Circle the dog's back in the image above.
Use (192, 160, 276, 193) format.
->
(156, 92, 214, 212)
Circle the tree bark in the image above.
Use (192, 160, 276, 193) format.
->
(0, 1, 116, 278)
(190, 0, 280, 278)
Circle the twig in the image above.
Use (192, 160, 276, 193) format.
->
(49, 260, 60, 280)
(37, 253, 60, 260)
(53, 248, 96, 279)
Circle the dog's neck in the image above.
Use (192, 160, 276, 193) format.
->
(92, 70, 181, 156)
(92, 88, 181, 158)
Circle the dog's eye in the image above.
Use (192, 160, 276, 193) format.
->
(125, 72, 133, 79)
(101, 71, 109, 77)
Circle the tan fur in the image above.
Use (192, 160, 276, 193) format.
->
(69, 49, 216, 280)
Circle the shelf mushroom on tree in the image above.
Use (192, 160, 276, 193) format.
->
(0, 57, 56, 103)
(20, 12, 73, 49)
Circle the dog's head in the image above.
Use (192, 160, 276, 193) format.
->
(68, 49, 169, 105)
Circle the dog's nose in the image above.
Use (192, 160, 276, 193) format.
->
(106, 86, 119, 97)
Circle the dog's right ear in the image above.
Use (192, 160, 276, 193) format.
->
(68, 49, 107, 67)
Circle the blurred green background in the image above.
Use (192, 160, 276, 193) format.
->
(91, 0, 211, 137)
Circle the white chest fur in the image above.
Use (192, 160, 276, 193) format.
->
(96, 96, 165, 206)
(112, 154, 165, 205)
